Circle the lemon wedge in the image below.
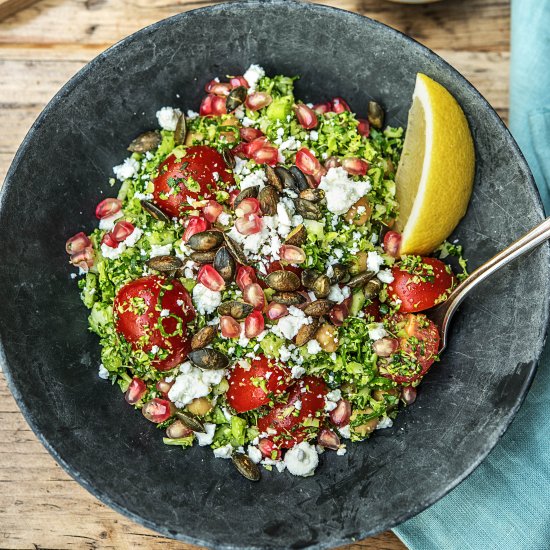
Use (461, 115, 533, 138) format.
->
(395, 73, 475, 255)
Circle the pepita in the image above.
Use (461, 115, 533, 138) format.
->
(330, 263, 350, 284)
(187, 230, 224, 251)
(190, 250, 217, 263)
(294, 198, 323, 220)
(174, 113, 187, 146)
(258, 185, 279, 216)
(274, 166, 298, 191)
(265, 270, 301, 292)
(301, 269, 322, 290)
(303, 299, 334, 317)
(231, 452, 261, 481)
(127, 130, 161, 153)
(146, 255, 183, 272)
(223, 234, 249, 265)
(312, 274, 331, 298)
(140, 200, 170, 223)
(364, 278, 382, 299)
(295, 319, 320, 347)
(191, 326, 218, 350)
(226, 86, 247, 112)
(234, 186, 259, 209)
(299, 188, 325, 203)
(188, 348, 229, 370)
(175, 410, 206, 433)
(367, 101, 384, 129)
(213, 246, 236, 282)
(271, 292, 306, 306)
(265, 165, 284, 191)
(222, 148, 236, 169)
(284, 224, 307, 247)
(218, 300, 254, 319)
(348, 271, 375, 288)
(289, 165, 310, 191)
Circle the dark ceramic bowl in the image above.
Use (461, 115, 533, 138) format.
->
(0, 1, 548, 549)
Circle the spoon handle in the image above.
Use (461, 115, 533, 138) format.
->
(444, 216, 550, 316)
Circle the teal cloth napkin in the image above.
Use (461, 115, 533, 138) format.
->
(393, 1, 550, 548)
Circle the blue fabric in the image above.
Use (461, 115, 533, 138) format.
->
(393, 2, 550, 548)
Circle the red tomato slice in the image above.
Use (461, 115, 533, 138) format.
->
(387, 257, 456, 313)
(226, 355, 292, 413)
(152, 146, 235, 218)
(257, 376, 327, 448)
(380, 313, 440, 384)
(113, 275, 195, 371)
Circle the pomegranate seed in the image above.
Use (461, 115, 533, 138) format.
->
(182, 216, 210, 242)
(329, 298, 351, 326)
(243, 283, 265, 311)
(342, 157, 369, 176)
(101, 232, 119, 248)
(252, 146, 279, 166)
(220, 315, 241, 338)
(236, 266, 257, 291)
(318, 428, 341, 450)
(70, 246, 94, 269)
(166, 420, 193, 439)
(142, 398, 174, 423)
(197, 264, 225, 291)
(295, 147, 323, 177)
(204, 79, 218, 93)
(65, 232, 91, 254)
(111, 220, 135, 242)
(231, 142, 251, 159)
(294, 103, 318, 129)
(313, 101, 332, 114)
(211, 95, 227, 116)
(239, 127, 264, 142)
(199, 94, 214, 116)
(245, 310, 265, 338)
(402, 386, 417, 405)
(235, 213, 263, 235)
(156, 378, 174, 397)
(246, 136, 269, 155)
(372, 337, 399, 357)
(95, 198, 122, 220)
(266, 301, 288, 320)
(210, 82, 232, 96)
(203, 200, 224, 223)
(230, 76, 249, 88)
(235, 197, 260, 218)
(383, 230, 402, 258)
(245, 92, 272, 111)
(279, 245, 306, 264)
(229, 189, 241, 208)
(324, 156, 341, 170)
(330, 399, 352, 427)
(258, 438, 281, 460)
(357, 118, 370, 137)
(125, 377, 147, 405)
(331, 97, 351, 113)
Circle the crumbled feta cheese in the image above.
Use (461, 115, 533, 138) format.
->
(160, 309, 170, 317)
(368, 323, 387, 341)
(318, 167, 371, 215)
(213, 444, 233, 459)
(327, 284, 350, 304)
(291, 365, 306, 379)
(377, 269, 395, 284)
(101, 243, 125, 260)
(284, 442, 319, 477)
(294, 399, 302, 411)
(336, 445, 347, 456)
(133, 191, 154, 201)
(156, 106, 182, 131)
(195, 423, 216, 446)
(272, 306, 311, 340)
(376, 417, 394, 430)
(279, 345, 292, 362)
(98, 364, 109, 379)
(240, 169, 266, 191)
(217, 212, 231, 226)
(309, 130, 319, 141)
(113, 157, 140, 182)
(367, 251, 385, 273)
(243, 64, 265, 92)
(150, 243, 172, 257)
(338, 425, 351, 439)
(123, 227, 143, 248)
(192, 283, 222, 314)
(326, 389, 342, 402)
(306, 339, 322, 355)
(98, 210, 123, 230)
(247, 446, 263, 464)
(186, 109, 199, 119)
(168, 361, 225, 407)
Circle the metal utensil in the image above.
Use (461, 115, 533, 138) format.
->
(429, 216, 550, 351)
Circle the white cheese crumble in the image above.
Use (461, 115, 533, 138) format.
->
(167, 361, 225, 408)
(239, 169, 266, 191)
(376, 417, 394, 430)
(98, 210, 123, 230)
(327, 284, 350, 304)
(291, 365, 306, 379)
(284, 442, 319, 477)
(150, 243, 172, 257)
(338, 425, 351, 439)
(98, 364, 109, 379)
(271, 306, 312, 340)
(368, 323, 388, 341)
(377, 269, 395, 284)
(186, 109, 199, 119)
(243, 64, 265, 92)
(113, 157, 140, 182)
(336, 445, 347, 456)
(247, 446, 263, 464)
(217, 212, 231, 226)
(318, 167, 371, 215)
(192, 283, 222, 314)
(306, 339, 322, 355)
(213, 444, 233, 459)
(155, 106, 182, 131)
(195, 423, 216, 446)
(367, 251, 385, 273)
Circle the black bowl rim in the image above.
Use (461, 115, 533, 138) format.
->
(0, 1, 548, 548)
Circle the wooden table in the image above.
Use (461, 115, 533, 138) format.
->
(0, 1, 509, 548)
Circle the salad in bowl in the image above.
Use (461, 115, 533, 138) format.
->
(65, 65, 465, 480)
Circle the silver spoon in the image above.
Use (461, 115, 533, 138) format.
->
(429, 216, 550, 351)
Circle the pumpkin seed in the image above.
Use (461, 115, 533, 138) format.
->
(232, 453, 261, 481)
(348, 270, 375, 288)
(330, 263, 350, 284)
(299, 188, 325, 203)
(303, 299, 334, 317)
(187, 230, 224, 251)
(140, 200, 170, 223)
(265, 270, 301, 292)
(175, 410, 206, 433)
(127, 130, 161, 153)
(223, 234, 249, 265)
(222, 148, 236, 169)
(213, 246, 236, 282)
(234, 186, 259, 209)
(226, 86, 247, 112)
(364, 278, 382, 299)
(294, 198, 323, 220)
(284, 224, 307, 247)
(275, 166, 298, 192)
(367, 101, 384, 129)
(272, 292, 306, 306)
(312, 274, 331, 298)
(188, 348, 229, 370)
(295, 319, 320, 347)
(146, 255, 183, 272)
(190, 251, 217, 264)
(191, 326, 217, 350)
(258, 185, 279, 216)
(265, 165, 284, 191)
(289, 165, 310, 191)
(301, 269, 322, 290)
(218, 301, 254, 320)
(174, 113, 187, 146)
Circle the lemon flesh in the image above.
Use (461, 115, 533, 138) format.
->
(395, 73, 475, 255)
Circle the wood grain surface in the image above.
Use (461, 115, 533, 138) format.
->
(0, 0, 510, 548)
